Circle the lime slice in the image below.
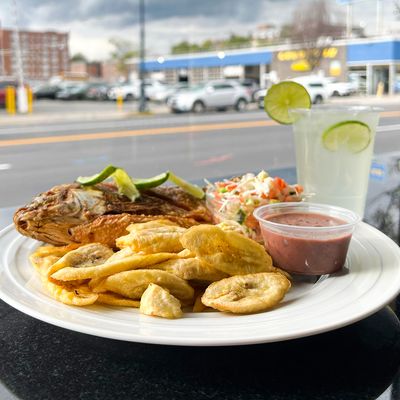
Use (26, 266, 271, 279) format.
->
(112, 168, 140, 201)
(264, 81, 311, 125)
(133, 172, 169, 190)
(76, 165, 117, 186)
(168, 171, 205, 199)
(322, 120, 371, 153)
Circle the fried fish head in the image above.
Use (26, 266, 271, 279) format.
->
(201, 272, 291, 314)
(180, 225, 273, 275)
(140, 283, 183, 319)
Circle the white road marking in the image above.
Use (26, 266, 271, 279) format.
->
(377, 124, 400, 132)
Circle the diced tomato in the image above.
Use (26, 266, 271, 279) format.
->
(274, 177, 287, 190)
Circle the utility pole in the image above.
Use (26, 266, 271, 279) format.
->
(346, 2, 353, 37)
(11, 0, 28, 113)
(376, 0, 382, 35)
(138, 0, 147, 112)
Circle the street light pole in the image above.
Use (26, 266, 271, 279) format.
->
(346, 2, 353, 38)
(11, 0, 28, 113)
(138, 0, 147, 112)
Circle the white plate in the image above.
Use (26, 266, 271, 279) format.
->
(1, 223, 400, 346)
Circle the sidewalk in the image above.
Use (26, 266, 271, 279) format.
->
(0, 95, 398, 126)
(0, 101, 171, 126)
(329, 94, 400, 105)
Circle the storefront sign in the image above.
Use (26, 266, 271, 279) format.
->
(277, 47, 338, 62)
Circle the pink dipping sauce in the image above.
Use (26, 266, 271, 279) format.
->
(260, 212, 352, 275)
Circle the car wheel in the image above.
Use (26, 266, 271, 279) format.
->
(313, 95, 323, 104)
(235, 98, 247, 111)
(332, 90, 340, 97)
(126, 93, 134, 101)
(258, 97, 265, 110)
(192, 101, 206, 113)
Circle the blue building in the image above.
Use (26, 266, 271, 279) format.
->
(130, 36, 400, 95)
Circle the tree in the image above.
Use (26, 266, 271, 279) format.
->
(395, 1, 400, 19)
(171, 41, 201, 54)
(287, 0, 344, 71)
(109, 37, 138, 77)
(70, 53, 87, 63)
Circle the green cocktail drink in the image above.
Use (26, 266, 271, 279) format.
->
(291, 106, 381, 216)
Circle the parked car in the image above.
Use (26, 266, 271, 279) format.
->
(325, 77, 357, 97)
(108, 80, 168, 101)
(33, 84, 62, 99)
(56, 83, 89, 100)
(168, 80, 251, 113)
(237, 79, 260, 101)
(83, 82, 111, 100)
(256, 76, 330, 109)
(0, 80, 17, 107)
(150, 82, 189, 103)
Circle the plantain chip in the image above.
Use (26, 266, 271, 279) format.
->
(100, 269, 194, 302)
(96, 292, 140, 307)
(126, 219, 178, 233)
(180, 225, 274, 275)
(51, 252, 178, 281)
(32, 243, 81, 258)
(140, 283, 182, 319)
(41, 276, 98, 306)
(151, 257, 228, 282)
(106, 247, 135, 262)
(47, 243, 114, 277)
(30, 252, 61, 277)
(201, 272, 291, 314)
(116, 225, 186, 254)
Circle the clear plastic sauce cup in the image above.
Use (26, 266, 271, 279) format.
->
(253, 202, 360, 275)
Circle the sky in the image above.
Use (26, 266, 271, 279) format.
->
(0, 0, 399, 61)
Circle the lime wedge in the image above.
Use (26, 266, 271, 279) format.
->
(322, 120, 371, 153)
(168, 171, 205, 199)
(133, 172, 169, 190)
(264, 81, 311, 125)
(76, 164, 117, 186)
(112, 168, 140, 201)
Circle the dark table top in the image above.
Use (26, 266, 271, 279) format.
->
(1, 154, 400, 400)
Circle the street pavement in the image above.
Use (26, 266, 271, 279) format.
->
(0, 98, 399, 207)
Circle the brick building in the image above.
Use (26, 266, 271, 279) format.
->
(0, 28, 69, 81)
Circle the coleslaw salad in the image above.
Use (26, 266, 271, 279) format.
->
(206, 171, 303, 241)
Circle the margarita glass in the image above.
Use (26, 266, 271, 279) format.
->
(290, 106, 381, 217)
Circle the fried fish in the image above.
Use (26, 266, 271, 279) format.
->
(14, 182, 212, 247)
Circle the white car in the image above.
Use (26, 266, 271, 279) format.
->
(108, 80, 168, 101)
(256, 76, 330, 109)
(325, 78, 357, 97)
(168, 80, 250, 113)
(150, 82, 189, 103)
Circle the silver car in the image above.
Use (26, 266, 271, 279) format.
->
(168, 80, 250, 113)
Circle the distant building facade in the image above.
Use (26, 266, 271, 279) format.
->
(133, 36, 400, 95)
(0, 28, 69, 81)
(70, 61, 102, 79)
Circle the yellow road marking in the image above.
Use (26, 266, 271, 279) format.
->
(0, 120, 277, 148)
(381, 110, 400, 118)
(0, 110, 398, 148)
